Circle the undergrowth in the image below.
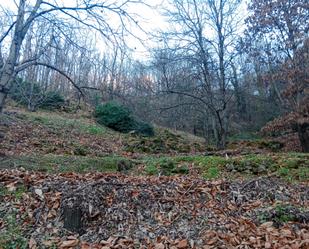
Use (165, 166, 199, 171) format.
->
(0, 155, 133, 173)
(0, 190, 28, 249)
(1, 153, 307, 181)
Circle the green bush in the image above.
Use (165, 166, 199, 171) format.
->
(94, 102, 154, 136)
(94, 102, 135, 132)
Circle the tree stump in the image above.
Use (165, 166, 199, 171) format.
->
(63, 206, 83, 234)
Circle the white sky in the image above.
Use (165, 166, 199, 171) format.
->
(0, 0, 168, 58)
(0, 0, 248, 60)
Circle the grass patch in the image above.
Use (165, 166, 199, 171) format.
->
(223, 153, 308, 181)
(278, 167, 289, 177)
(186, 156, 227, 168)
(0, 155, 134, 173)
(0, 185, 26, 200)
(0, 212, 28, 249)
(145, 165, 159, 175)
(141, 153, 309, 181)
(86, 125, 105, 135)
(203, 166, 220, 179)
(256, 204, 307, 227)
(142, 157, 189, 176)
(25, 112, 106, 135)
(228, 132, 262, 142)
(228, 154, 275, 174)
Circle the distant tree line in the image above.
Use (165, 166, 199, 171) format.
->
(0, 0, 308, 151)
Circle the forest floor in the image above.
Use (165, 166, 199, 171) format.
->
(0, 108, 308, 248)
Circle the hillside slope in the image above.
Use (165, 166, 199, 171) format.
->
(0, 107, 308, 248)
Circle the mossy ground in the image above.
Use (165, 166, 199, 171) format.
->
(124, 128, 205, 154)
(139, 153, 309, 181)
(0, 108, 308, 183)
(2, 152, 307, 182)
(0, 154, 134, 173)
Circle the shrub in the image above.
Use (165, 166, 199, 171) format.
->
(94, 102, 154, 136)
(94, 102, 135, 132)
(134, 121, 155, 136)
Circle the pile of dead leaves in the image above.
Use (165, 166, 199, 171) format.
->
(0, 169, 308, 248)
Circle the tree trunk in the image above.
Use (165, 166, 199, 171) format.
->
(212, 120, 227, 150)
(63, 206, 83, 233)
(0, 90, 7, 113)
(216, 128, 226, 150)
(296, 122, 309, 153)
(212, 110, 228, 150)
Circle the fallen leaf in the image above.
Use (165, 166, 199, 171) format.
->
(60, 240, 79, 248)
(6, 182, 16, 192)
(177, 239, 188, 248)
(155, 243, 165, 249)
(260, 222, 273, 228)
(34, 188, 44, 200)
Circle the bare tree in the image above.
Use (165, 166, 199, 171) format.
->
(0, 0, 145, 112)
(155, 0, 242, 148)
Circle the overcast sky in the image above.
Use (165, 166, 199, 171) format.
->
(1, 0, 248, 60)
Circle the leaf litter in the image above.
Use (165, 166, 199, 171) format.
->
(0, 169, 308, 248)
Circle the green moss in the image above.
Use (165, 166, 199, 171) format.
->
(142, 157, 189, 176)
(0, 155, 134, 173)
(142, 153, 309, 181)
(124, 128, 204, 154)
(274, 205, 295, 223)
(278, 167, 289, 176)
(172, 165, 190, 174)
(203, 166, 220, 179)
(145, 165, 159, 175)
(257, 204, 303, 227)
(235, 155, 275, 173)
(158, 159, 176, 176)
(142, 155, 226, 177)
